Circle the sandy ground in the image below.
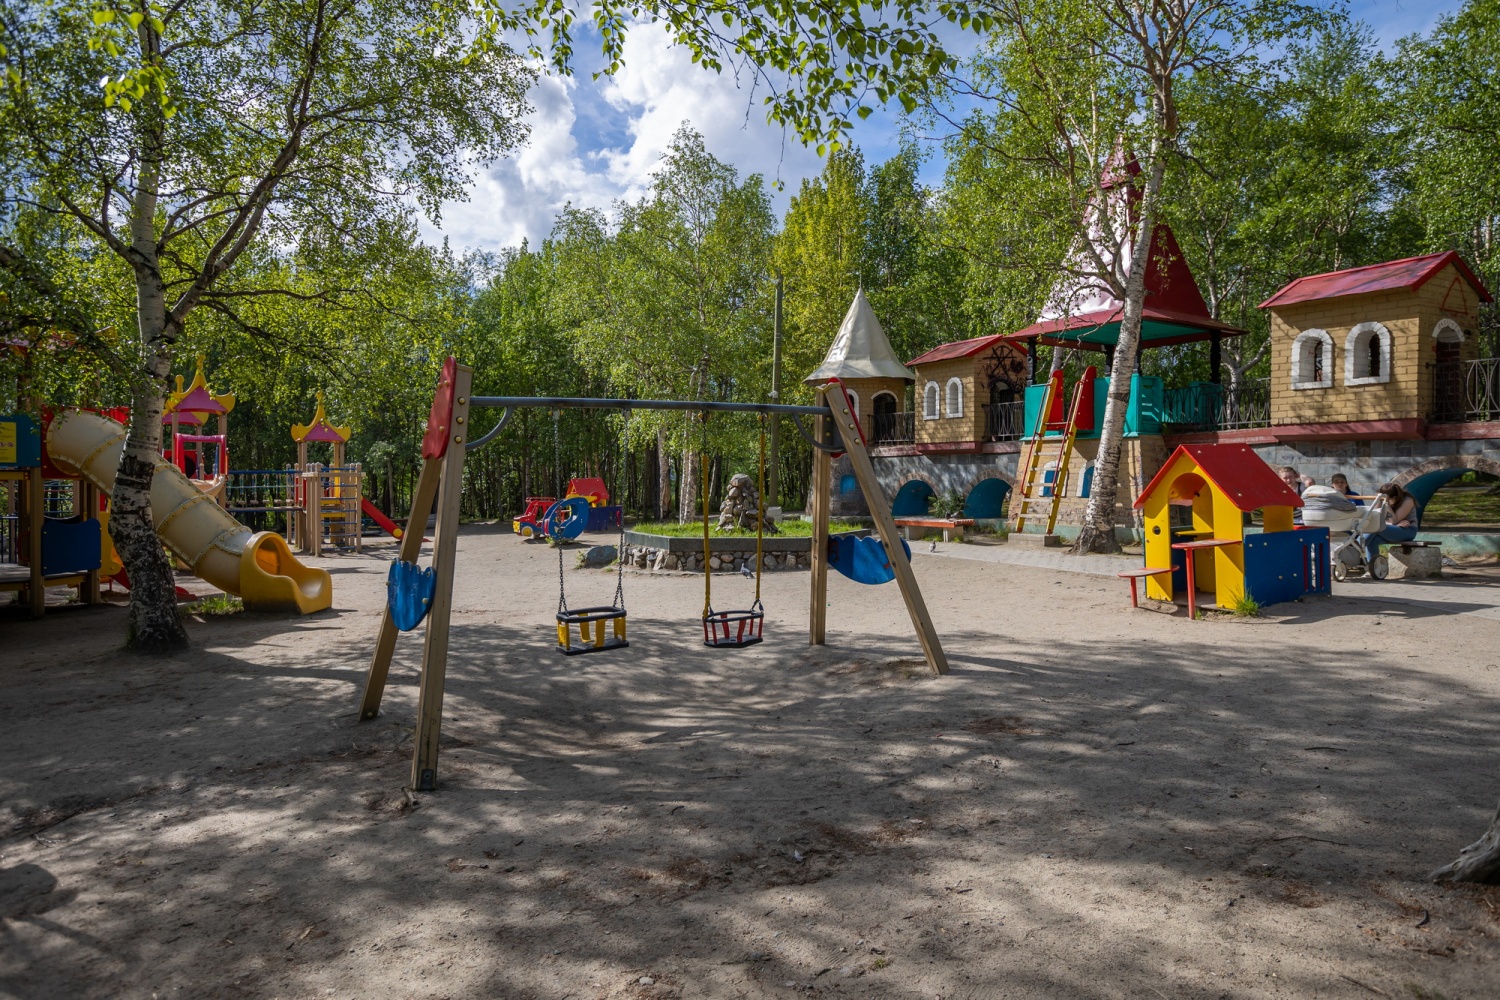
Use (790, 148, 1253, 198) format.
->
(3, 524, 1500, 1000)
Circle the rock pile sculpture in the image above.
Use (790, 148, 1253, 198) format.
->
(717, 473, 779, 534)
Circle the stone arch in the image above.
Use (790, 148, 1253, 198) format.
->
(891, 478, 935, 517)
(1392, 455, 1500, 513)
(963, 477, 1011, 519)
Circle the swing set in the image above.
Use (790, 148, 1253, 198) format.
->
(358, 359, 949, 792)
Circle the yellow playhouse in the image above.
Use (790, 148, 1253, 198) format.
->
(1134, 444, 1328, 615)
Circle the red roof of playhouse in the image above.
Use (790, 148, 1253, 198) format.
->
(1133, 444, 1303, 512)
(1259, 251, 1493, 308)
(907, 333, 1022, 367)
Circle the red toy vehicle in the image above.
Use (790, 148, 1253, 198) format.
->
(512, 496, 557, 539)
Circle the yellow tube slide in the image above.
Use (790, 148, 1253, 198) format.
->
(47, 409, 333, 614)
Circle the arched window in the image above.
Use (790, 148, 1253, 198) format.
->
(872, 391, 899, 417)
(1345, 321, 1392, 386)
(842, 388, 860, 421)
(923, 381, 940, 419)
(945, 377, 964, 418)
(1433, 318, 1465, 346)
(1290, 328, 1333, 390)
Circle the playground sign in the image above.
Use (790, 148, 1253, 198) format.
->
(0, 414, 40, 468)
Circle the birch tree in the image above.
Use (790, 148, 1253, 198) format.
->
(937, 0, 1324, 554)
(0, 0, 532, 649)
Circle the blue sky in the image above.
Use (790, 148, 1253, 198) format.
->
(422, 0, 1464, 255)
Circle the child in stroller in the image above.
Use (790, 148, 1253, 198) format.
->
(1302, 485, 1388, 580)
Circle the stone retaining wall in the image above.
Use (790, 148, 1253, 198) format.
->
(620, 529, 871, 573)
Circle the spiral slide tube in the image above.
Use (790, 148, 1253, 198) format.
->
(46, 409, 332, 614)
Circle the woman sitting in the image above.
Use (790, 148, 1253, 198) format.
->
(1360, 483, 1419, 565)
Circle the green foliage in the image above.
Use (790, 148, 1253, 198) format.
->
(186, 594, 243, 616)
(928, 488, 966, 518)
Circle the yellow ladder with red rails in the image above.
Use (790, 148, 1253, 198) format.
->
(1011, 367, 1094, 535)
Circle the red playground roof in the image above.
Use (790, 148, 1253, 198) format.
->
(1260, 251, 1493, 308)
(907, 334, 1022, 367)
(1133, 444, 1303, 512)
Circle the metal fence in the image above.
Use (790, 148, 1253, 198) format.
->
(1433, 357, 1500, 423)
(984, 401, 1025, 441)
(871, 411, 915, 445)
(1161, 379, 1270, 432)
(1219, 378, 1271, 430)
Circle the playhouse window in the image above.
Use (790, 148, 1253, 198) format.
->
(842, 389, 860, 421)
(1290, 328, 1333, 390)
(1344, 321, 1392, 386)
(945, 377, 964, 418)
(923, 381, 940, 420)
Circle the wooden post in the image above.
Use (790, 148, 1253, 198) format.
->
(358, 454, 443, 720)
(81, 480, 100, 605)
(409, 364, 473, 791)
(26, 466, 44, 619)
(808, 413, 830, 646)
(821, 385, 950, 676)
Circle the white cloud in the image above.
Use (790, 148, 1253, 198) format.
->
(421, 25, 846, 255)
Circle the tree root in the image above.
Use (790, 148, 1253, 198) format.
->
(1430, 800, 1500, 884)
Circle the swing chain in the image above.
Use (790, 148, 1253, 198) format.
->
(612, 408, 629, 611)
(700, 411, 712, 620)
(554, 409, 568, 616)
(755, 412, 765, 605)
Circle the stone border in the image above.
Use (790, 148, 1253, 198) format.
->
(621, 529, 871, 573)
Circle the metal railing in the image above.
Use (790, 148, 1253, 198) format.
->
(1433, 357, 1500, 423)
(1160, 379, 1270, 432)
(1219, 378, 1270, 430)
(984, 401, 1025, 441)
(871, 411, 915, 445)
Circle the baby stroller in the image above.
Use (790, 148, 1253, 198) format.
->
(1302, 486, 1388, 581)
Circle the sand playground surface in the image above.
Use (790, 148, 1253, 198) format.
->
(3, 524, 1500, 1000)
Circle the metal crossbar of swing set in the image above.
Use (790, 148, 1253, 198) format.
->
(463, 396, 844, 453)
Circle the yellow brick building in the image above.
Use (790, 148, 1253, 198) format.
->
(1262, 252, 1490, 428)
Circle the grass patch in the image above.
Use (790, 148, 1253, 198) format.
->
(630, 519, 818, 538)
(186, 594, 243, 616)
(1420, 483, 1500, 527)
(1227, 591, 1262, 617)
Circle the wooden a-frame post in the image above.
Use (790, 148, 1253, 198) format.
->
(354, 360, 473, 791)
(818, 383, 949, 676)
(808, 411, 830, 647)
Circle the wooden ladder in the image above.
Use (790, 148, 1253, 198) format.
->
(1012, 374, 1088, 535)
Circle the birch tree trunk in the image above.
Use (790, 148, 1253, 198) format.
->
(679, 444, 699, 525)
(1070, 134, 1168, 556)
(115, 145, 189, 651)
(657, 425, 671, 520)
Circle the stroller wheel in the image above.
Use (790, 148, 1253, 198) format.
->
(1333, 561, 1348, 583)
(1371, 554, 1389, 580)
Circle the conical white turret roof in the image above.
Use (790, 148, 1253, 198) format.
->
(804, 288, 914, 383)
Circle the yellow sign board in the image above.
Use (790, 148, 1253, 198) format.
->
(0, 420, 16, 466)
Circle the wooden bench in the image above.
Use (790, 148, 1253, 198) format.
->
(893, 517, 975, 542)
(1118, 567, 1174, 609)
